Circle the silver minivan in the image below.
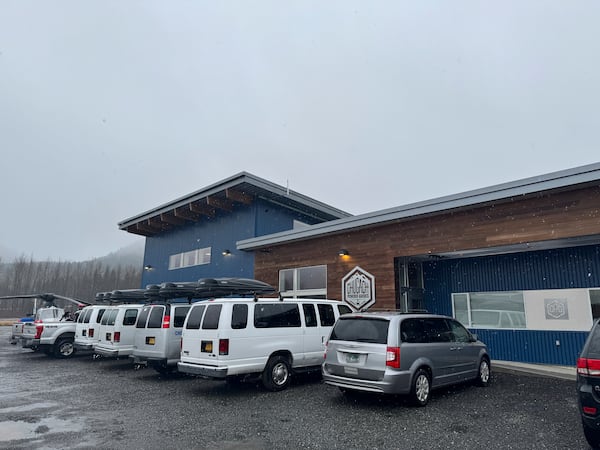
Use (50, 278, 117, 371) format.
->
(322, 312, 490, 406)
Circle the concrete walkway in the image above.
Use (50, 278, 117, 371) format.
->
(493, 360, 576, 381)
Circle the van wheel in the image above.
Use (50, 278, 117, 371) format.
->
(262, 356, 291, 391)
(54, 338, 75, 358)
(476, 357, 491, 387)
(410, 369, 431, 407)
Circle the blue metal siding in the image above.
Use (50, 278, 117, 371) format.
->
(470, 329, 587, 366)
(141, 198, 320, 286)
(423, 244, 600, 365)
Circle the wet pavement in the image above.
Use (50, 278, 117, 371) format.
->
(0, 326, 589, 449)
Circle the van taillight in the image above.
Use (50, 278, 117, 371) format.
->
(114, 331, 121, 343)
(88, 328, 94, 338)
(577, 357, 600, 376)
(34, 324, 44, 339)
(219, 339, 229, 355)
(162, 315, 171, 329)
(386, 346, 400, 369)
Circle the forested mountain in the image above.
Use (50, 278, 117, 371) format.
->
(0, 242, 144, 318)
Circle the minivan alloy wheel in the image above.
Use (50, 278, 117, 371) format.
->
(411, 369, 431, 406)
(477, 358, 491, 387)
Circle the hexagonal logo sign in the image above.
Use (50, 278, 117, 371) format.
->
(544, 298, 569, 320)
(342, 266, 375, 311)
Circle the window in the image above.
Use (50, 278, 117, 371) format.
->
(96, 309, 106, 324)
(338, 304, 352, 315)
(136, 307, 151, 328)
(303, 304, 317, 327)
(254, 304, 301, 328)
(123, 309, 139, 326)
(169, 247, 212, 270)
(452, 291, 526, 329)
(231, 304, 248, 329)
(106, 309, 118, 326)
(186, 305, 206, 330)
(202, 304, 222, 329)
(447, 319, 472, 343)
(147, 306, 165, 328)
(422, 318, 452, 343)
(590, 290, 600, 319)
(279, 265, 327, 298)
(318, 304, 335, 326)
(174, 306, 191, 328)
(330, 317, 389, 344)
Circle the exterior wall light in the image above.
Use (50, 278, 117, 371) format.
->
(144, 265, 153, 270)
(222, 249, 231, 256)
(338, 249, 349, 256)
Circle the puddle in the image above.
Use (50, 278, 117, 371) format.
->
(0, 402, 58, 413)
(0, 416, 84, 442)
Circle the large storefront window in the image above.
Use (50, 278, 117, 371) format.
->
(452, 291, 526, 329)
(279, 265, 327, 298)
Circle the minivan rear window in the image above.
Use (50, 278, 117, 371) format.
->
(330, 318, 389, 344)
(255, 304, 301, 328)
(186, 305, 206, 330)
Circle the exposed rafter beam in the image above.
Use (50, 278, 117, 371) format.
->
(226, 188, 253, 205)
(207, 195, 233, 212)
(174, 205, 198, 221)
(160, 213, 186, 225)
(190, 201, 216, 218)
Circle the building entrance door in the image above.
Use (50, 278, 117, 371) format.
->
(394, 258, 425, 312)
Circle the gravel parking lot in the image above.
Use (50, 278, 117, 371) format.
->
(0, 326, 588, 449)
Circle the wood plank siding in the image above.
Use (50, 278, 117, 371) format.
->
(252, 185, 600, 308)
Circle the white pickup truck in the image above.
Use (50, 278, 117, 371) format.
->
(21, 306, 80, 358)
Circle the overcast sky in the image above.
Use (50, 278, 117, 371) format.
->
(1, 1, 599, 262)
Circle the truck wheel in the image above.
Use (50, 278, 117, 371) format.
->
(54, 338, 75, 358)
(261, 356, 291, 391)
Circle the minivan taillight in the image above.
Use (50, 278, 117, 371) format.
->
(34, 324, 44, 339)
(219, 339, 229, 355)
(88, 328, 94, 338)
(114, 331, 121, 343)
(577, 357, 600, 376)
(162, 315, 171, 329)
(386, 346, 400, 369)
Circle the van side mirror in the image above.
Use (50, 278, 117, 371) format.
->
(470, 333, 478, 342)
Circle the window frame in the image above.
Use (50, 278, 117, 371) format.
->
(279, 265, 327, 298)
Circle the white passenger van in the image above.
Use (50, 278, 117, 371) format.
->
(94, 304, 143, 359)
(178, 298, 352, 390)
(132, 278, 276, 374)
(74, 305, 107, 352)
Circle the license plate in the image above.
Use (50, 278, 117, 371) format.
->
(346, 353, 359, 363)
(201, 341, 213, 353)
(146, 337, 155, 345)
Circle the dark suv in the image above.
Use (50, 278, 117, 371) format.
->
(322, 312, 490, 406)
(577, 319, 600, 448)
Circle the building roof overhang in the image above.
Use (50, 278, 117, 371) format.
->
(118, 172, 351, 237)
(237, 162, 600, 251)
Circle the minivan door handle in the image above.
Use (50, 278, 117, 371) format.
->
(450, 346, 463, 351)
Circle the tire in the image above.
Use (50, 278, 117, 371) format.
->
(410, 369, 431, 407)
(476, 357, 491, 387)
(54, 338, 75, 358)
(583, 421, 600, 449)
(261, 356, 291, 391)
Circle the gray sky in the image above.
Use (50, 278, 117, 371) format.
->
(1, 1, 599, 261)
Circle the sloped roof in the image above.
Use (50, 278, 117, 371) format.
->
(237, 162, 600, 251)
(119, 172, 351, 237)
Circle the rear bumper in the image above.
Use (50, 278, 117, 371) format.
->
(578, 381, 600, 429)
(95, 345, 133, 358)
(22, 338, 39, 349)
(321, 364, 412, 394)
(177, 361, 228, 378)
(74, 342, 96, 352)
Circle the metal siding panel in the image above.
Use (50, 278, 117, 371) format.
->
(472, 329, 588, 365)
(424, 244, 600, 365)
